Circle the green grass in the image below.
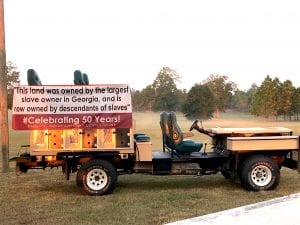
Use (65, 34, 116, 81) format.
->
(1, 111, 300, 225)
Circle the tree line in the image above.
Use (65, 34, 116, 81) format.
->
(5, 64, 300, 121)
(132, 67, 300, 121)
(250, 76, 300, 120)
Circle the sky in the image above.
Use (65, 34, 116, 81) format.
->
(4, 0, 300, 91)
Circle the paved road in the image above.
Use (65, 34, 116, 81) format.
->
(166, 193, 300, 225)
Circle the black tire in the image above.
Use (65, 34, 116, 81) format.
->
(76, 159, 117, 195)
(240, 155, 280, 191)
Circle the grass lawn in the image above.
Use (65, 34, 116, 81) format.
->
(1, 111, 300, 225)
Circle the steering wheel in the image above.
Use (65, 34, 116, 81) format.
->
(189, 120, 199, 132)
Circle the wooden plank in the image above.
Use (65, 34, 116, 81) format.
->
(30, 147, 135, 156)
(208, 127, 292, 135)
(227, 136, 299, 151)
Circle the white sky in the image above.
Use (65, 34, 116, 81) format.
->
(4, 0, 300, 91)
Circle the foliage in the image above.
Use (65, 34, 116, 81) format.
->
(131, 67, 183, 111)
(152, 67, 181, 111)
(246, 83, 258, 108)
(229, 84, 258, 112)
(6, 61, 20, 109)
(278, 80, 293, 119)
(152, 90, 178, 111)
(229, 90, 248, 112)
(182, 84, 215, 120)
(291, 87, 300, 120)
(152, 67, 180, 93)
(202, 74, 236, 118)
(176, 88, 187, 111)
(131, 67, 300, 121)
(249, 76, 300, 120)
(250, 76, 279, 118)
(132, 85, 156, 111)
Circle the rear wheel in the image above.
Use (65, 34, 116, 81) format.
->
(241, 155, 280, 191)
(76, 159, 117, 195)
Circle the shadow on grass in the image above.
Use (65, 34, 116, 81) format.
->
(34, 172, 241, 196)
(35, 173, 239, 196)
(38, 181, 79, 195)
(116, 173, 240, 192)
(12, 167, 300, 198)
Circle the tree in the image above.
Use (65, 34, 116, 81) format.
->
(152, 67, 181, 111)
(182, 84, 215, 120)
(202, 74, 236, 118)
(177, 88, 187, 111)
(6, 61, 20, 109)
(250, 75, 280, 118)
(132, 85, 156, 111)
(246, 83, 258, 108)
(277, 80, 293, 120)
(131, 89, 143, 111)
(230, 90, 249, 112)
(228, 83, 258, 112)
(291, 87, 300, 120)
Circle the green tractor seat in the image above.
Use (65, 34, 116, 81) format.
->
(160, 111, 203, 154)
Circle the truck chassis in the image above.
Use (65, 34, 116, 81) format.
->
(13, 116, 300, 195)
(11, 82, 300, 195)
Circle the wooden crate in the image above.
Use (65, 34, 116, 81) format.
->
(227, 136, 299, 151)
(136, 142, 152, 161)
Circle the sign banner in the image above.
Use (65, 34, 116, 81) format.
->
(12, 84, 132, 130)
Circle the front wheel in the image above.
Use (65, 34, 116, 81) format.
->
(240, 155, 280, 191)
(76, 159, 117, 195)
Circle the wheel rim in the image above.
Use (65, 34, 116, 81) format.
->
(86, 168, 108, 191)
(251, 165, 272, 187)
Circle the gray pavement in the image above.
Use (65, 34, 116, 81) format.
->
(166, 193, 300, 225)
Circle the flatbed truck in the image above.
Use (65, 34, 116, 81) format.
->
(11, 84, 300, 195)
